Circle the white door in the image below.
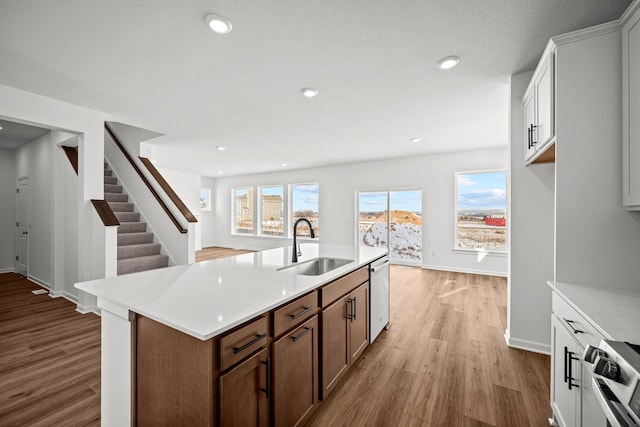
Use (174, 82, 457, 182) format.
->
(16, 177, 29, 277)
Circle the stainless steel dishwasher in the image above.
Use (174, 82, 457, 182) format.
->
(369, 256, 390, 343)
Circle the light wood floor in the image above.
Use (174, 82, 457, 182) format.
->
(307, 267, 551, 427)
(0, 260, 550, 426)
(195, 246, 254, 262)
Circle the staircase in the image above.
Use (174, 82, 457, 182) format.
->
(104, 161, 169, 275)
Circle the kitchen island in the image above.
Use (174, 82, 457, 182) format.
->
(76, 243, 387, 427)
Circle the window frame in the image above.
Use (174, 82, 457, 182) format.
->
(453, 169, 508, 255)
(230, 182, 320, 240)
(289, 182, 320, 240)
(258, 185, 286, 238)
(200, 188, 212, 211)
(231, 187, 256, 235)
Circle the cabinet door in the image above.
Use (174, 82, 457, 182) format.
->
(523, 88, 537, 162)
(535, 52, 554, 148)
(580, 351, 607, 427)
(623, 7, 640, 208)
(321, 297, 349, 399)
(551, 316, 579, 427)
(219, 348, 269, 427)
(349, 282, 369, 362)
(273, 315, 319, 427)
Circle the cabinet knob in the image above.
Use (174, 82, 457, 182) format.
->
(583, 345, 606, 364)
(593, 355, 619, 380)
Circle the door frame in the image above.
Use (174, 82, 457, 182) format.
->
(16, 175, 29, 277)
(355, 188, 423, 266)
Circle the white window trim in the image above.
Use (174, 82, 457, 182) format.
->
(289, 182, 320, 240)
(453, 169, 508, 254)
(200, 188, 212, 211)
(231, 187, 256, 236)
(258, 185, 286, 237)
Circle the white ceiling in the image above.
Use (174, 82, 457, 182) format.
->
(0, 1, 630, 176)
(0, 119, 49, 150)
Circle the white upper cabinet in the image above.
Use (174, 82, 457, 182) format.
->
(523, 42, 556, 164)
(623, 2, 640, 210)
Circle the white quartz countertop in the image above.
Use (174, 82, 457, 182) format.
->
(549, 281, 640, 343)
(76, 244, 387, 341)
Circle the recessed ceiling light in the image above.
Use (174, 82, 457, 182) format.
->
(281, 163, 288, 167)
(216, 146, 227, 151)
(218, 171, 224, 174)
(0, 126, 3, 130)
(437, 56, 460, 70)
(205, 14, 232, 34)
(301, 88, 318, 98)
(410, 137, 423, 143)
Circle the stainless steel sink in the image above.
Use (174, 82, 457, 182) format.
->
(278, 257, 353, 276)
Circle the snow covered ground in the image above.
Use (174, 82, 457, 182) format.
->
(360, 223, 422, 262)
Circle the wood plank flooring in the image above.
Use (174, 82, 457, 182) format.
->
(306, 267, 551, 427)
(0, 273, 101, 426)
(195, 246, 255, 262)
(0, 264, 551, 426)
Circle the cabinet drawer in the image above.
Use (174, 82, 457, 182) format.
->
(273, 291, 318, 338)
(321, 266, 368, 308)
(552, 292, 603, 349)
(220, 316, 268, 372)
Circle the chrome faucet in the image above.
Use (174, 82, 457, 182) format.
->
(292, 218, 315, 263)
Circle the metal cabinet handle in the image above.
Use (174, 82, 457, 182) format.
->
(568, 351, 580, 390)
(260, 357, 271, 398)
(564, 346, 569, 383)
(353, 296, 357, 320)
(291, 326, 313, 343)
(232, 333, 267, 355)
(563, 318, 584, 334)
(528, 126, 532, 149)
(346, 298, 355, 321)
(530, 123, 538, 145)
(289, 306, 312, 320)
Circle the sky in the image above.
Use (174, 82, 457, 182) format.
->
(291, 184, 319, 212)
(457, 171, 507, 210)
(359, 190, 422, 213)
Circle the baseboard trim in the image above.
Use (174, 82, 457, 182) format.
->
(76, 304, 101, 316)
(504, 330, 551, 355)
(0, 267, 16, 274)
(421, 264, 508, 278)
(49, 290, 79, 304)
(27, 275, 51, 289)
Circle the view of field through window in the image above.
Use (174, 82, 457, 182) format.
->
(358, 190, 422, 263)
(456, 171, 507, 251)
(291, 184, 319, 238)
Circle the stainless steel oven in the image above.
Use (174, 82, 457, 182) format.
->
(584, 340, 640, 427)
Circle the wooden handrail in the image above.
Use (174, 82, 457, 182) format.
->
(104, 123, 188, 234)
(139, 156, 198, 223)
(91, 199, 120, 226)
(61, 146, 79, 175)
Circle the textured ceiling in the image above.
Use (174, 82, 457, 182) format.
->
(0, 0, 630, 176)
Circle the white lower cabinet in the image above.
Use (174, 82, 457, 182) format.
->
(551, 293, 607, 427)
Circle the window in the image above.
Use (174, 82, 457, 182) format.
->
(233, 187, 255, 234)
(200, 188, 211, 211)
(358, 190, 422, 263)
(291, 183, 319, 238)
(231, 183, 319, 239)
(455, 171, 507, 251)
(260, 186, 284, 236)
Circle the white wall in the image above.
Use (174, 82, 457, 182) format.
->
(52, 136, 80, 300)
(201, 177, 216, 248)
(0, 149, 16, 272)
(157, 167, 202, 250)
(15, 133, 54, 287)
(0, 83, 106, 312)
(214, 148, 509, 276)
(555, 30, 640, 291)
(508, 70, 555, 354)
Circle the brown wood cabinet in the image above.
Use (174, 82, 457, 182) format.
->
(320, 276, 369, 400)
(272, 315, 319, 427)
(219, 348, 270, 427)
